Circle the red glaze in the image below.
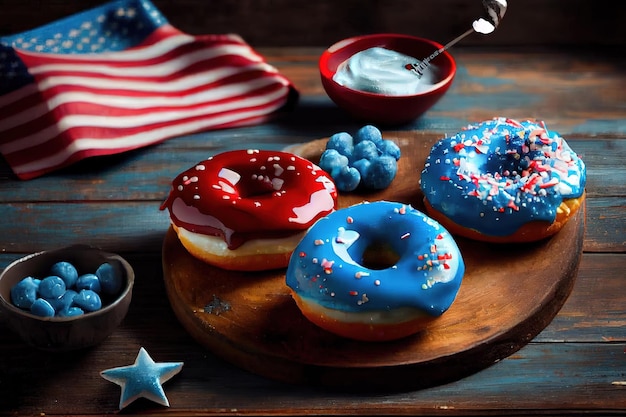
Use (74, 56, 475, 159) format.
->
(160, 150, 338, 249)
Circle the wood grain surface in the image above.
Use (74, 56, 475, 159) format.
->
(162, 133, 585, 391)
(0, 45, 624, 414)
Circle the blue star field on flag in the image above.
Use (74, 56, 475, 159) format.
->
(0, 0, 167, 94)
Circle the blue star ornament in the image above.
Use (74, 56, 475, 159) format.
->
(100, 347, 183, 409)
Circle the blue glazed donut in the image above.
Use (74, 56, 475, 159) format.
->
(286, 200, 465, 341)
(421, 117, 586, 242)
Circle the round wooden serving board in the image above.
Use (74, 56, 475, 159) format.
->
(162, 131, 585, 391)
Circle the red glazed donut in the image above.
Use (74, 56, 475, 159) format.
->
(160, 149, 338, 271)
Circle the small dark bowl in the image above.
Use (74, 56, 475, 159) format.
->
(0, 245, 134, 351)
(319, 33, 456, 125)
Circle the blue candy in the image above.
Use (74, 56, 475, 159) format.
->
(10, 277, 40, 309)
(352, 158, 372, 179)
(378, 139, 402, 160)
(9, 258, 121, 317)
(96, 262, 122, 295)
(334, 166, 361, 192)
(353, 140, 379, 161)
(322, 125, 401, 192)
(76, 273, 101, 292)
(326, 132, 354, 160)
(319, 149, 349, 177)
(50, 261, 79, 288)
(363, 156, 398, 189)
(38, 276, 66, 299)
(354, 125, 383, 145)
(73, 289, 102, 312)
(58, 306, 85, 318)
(30, 298, 55, 317)
(47, 289, 78, 312)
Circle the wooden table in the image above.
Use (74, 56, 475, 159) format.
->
(0, 47, 624, 415)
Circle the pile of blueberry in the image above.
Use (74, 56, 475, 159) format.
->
(319, 125, 401, 192)
(10, 260, 123, 318)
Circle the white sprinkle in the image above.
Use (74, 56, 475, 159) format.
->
(272, 178, 284, 190)
(273, 163, 284, 177)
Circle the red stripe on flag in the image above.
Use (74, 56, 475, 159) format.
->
(0, 24, 296, 179)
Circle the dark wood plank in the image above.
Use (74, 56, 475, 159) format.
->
(1, 136, 624, 202)
(2, 252, 624, 344)
(0, 251, 625, 414)
(1, 0, 625, 47)
(537, 253, 626, 343)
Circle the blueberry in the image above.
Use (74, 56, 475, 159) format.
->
(352, 158, 372, 179)
(378, 139, 402, 160)
(10, 277, 40, 309)
(30, 298, 55, 317)
(76, 273, 101, 293)
(354, 125, 383, 145)
(326, 132, 354, 159)
(353, 140, 379, 161)
(334, 166, 361, 192)
(58, 306, 85, 318)
(73, 289, 102, 312)
(319, 149, 349, 177)
(363, 156, 398, 189)
(96, 262, 122, 295)
(50, 261, 78, 288)
(38, 276, 66, 299)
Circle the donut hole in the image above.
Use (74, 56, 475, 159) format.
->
(236, 177, 279, 198)
(218, 166, 279, 198)
(359, 240, 401, 270)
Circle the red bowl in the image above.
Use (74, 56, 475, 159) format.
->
(319, 33, 456, 125)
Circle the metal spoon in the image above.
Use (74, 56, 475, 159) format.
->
(407, 0, 507, 78)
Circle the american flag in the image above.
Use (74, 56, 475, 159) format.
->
(0, 0, 297, 180)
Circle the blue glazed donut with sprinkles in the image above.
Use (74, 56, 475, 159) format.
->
(421, 117, 586, 243)
(286, 201, 465, 342)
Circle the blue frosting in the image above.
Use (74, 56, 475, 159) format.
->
(286, 201, 465, 316)
(420, 117, 587, 237)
